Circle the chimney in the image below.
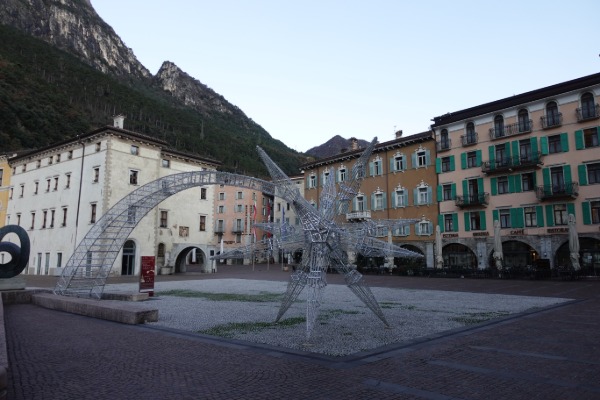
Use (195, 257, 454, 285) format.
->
(395, 129, 403, 138)
(113, 114, 125, 129)
(349, 137, 359, 150)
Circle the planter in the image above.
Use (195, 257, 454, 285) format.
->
(160, 267, 173, 275)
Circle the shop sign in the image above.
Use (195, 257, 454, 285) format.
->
(473, 232, 489, 237)
(140, 256, 155, 296)
(509, 229, 525, 235)
(442, 233, 458, 238)
(547, 228, 568, 234)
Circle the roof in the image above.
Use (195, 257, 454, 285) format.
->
(431, 72, 600, 127)
(301, 131, 433, 169)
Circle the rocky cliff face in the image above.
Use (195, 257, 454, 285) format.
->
(0, 0, 151, 80)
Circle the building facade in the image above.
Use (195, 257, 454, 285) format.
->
(5, 117, 220, 276)
(301, 132, 438, 270)
(0, 154, 12, 229)
(431, 72, 600, 275)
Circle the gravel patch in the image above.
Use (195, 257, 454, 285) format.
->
(105, 279, 570, 357)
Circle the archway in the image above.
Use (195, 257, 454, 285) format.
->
(394, 245, 425, 275)
(443, 243, 477, 271)
(121, 240, 136, 276)
(175, 247, 206, 273)
(556, 237, 600, 276)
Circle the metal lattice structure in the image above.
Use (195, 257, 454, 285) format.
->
(54, 171, 275, 298)
(214, 138, 423, 338)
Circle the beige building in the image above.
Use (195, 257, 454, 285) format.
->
(301, 132, 438, 270)
(431, 72, 600, 275)
(0, 154, 12, 228)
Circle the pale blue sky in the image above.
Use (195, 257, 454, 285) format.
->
(92, 0, 600, 152)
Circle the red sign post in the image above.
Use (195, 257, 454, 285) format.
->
(140, 256, 155, 296)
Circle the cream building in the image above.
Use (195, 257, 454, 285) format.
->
(5, 117, 220, 276)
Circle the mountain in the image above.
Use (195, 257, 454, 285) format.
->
(306, 135, 370, 159)
(0, 0, 307, 177)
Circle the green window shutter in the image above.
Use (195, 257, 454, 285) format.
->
(452, 214, 459, 232)
(462, 180, 468, 196)
(437, 185, 442, 202)
(411, 153, 417, 168)
(369, 162, 375, 177)
(567, 202, 575, 217)
(542, 168, 550, 187)
(451, 183, 456, 199)
(438, 215, 444, 232)
(413, 188, 419, 206)
(477, 178, 484, 193)
(425, 150, 431, 167)
(536, 206, 544, 227)
(545, 204, 554, 227)
(476, 150, 482, 167)
(560, 132, 569, 152)
(461, 152, 467, 169)
(540, 136, 549, 155)
(563, 165, 572, 185)
(575, 130, 584, 150)
(510, 208, 519, 228)
(508, 175, 515, 193)
(505, 143, 512, 159)
(371, 195, 376, 210)
(389, 157, 395, 172)
(531, 137, 538, 154)
(449, 155, 455, 171)
(391, 191, 396, 208)
(512, 141, 519, 163)
(404, 191, 408, 207)
(493, 209, 499, 222)
(427, 187, 432, 204)
(435, 158, 441, 174)
(491, 177, 498, 196)
(464, 212, 471, 232)
(516, 208, 524, 228)
(578, 164, 588, 186)
(352, 197, 357, 212)
(488, 145, 495, 165)
(582, 202, 592, 225)
(480, 211, 487, 230)
(514, 174, 522, 193)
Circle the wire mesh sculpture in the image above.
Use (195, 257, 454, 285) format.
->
(213, 138, 423, 339)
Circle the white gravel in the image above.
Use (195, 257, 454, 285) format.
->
(105, 279, 570, 356)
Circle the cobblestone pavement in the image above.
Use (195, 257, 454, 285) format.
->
(7, 266, 600, 399)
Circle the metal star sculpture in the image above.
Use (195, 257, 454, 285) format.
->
(212, 138, 423, 339)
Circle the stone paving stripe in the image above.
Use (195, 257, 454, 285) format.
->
(429, 360, 600, 394)
(469, 345, 600, 365)
(363, 378, 465, 400)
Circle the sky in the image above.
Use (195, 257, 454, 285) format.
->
(91, 1, 600, 153)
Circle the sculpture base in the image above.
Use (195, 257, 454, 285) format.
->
(0, 275, 26, 291)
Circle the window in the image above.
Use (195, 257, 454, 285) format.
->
(0, 169, 2, 186)
(356, 195, 365, 211)
(130, 145, 139, 155)
(442, 184, 453, 201)
(308, 175, 317, 188)
(499, 209, 511, 228)
(323, 171, 330, 185)
(201, 188, 207, 200)
(199, 215, 206, 231)
(16, 213, 21, 226)
(339, 168, 346, 182)
(466, 151, 477, 168)
(46, 179, 51, 192)
(50, 209, 55, 228)
(62, 208, 68, 227)
(235, 234, 242, 243)
(56, 154, 61, 163)
(518, 109, 530, 132)
(30, 212, 35, 230)
(53, 177, 58, 191)
(90, 203, 97, 223)
(9, 187, 13, 199)
(66, 173, 71, 189)
(127, 206, 137, 224)
(57, 252, 62, 268)
(394, 155, 405, 171)
(95, 142, 101, 152)
(494, 115, 504, 137)
(584, 128, 599, 148)
(19, 184, 24, 198)
(129, 170, 138, 185)
(524, 206, 537, 227)
(373, 160, 382, 176)
(417, 151, 427, 167)
(522, 172, 535, 192)
(497, 176, 509, 194)
(548, 134, 562, 153)
(68, 150, 73, 159)
(444, 214, 454, 232)
(553, 204, 568, 225)
(545, 101, 560, 126)
(236, 191, 243, 200)
(218, 192, 225, 201)
(235, 204, 243, 213)
(48, 156, 53, 165)
(42, 210, 47, 229)
(441, 156, 451, 172)
(418, 187, 428, 204)
(580, 92, 596, 120)
(470, 212, 481, 230)
(466, 122, 476, 144)
(36, 160, 41, 169)
(216, 220, 224, 233)
(218, 205, 224, 214)
(418, 221, 431, 235)
(395, 189, 406, 207)
(495, 144, 508, 167)
(591, 201, 600, 224)
(551, 167, 565, 192)
(374, 192, 384, 210)
(21, 164, 26, 172)
(160, 210, 168, 228)
(440, 129, 450, 149)
(588, 163, 600, 184)
(34, 181, 39, 195)
(162, 159, 170, 168)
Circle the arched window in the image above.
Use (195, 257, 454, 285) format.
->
(544, 101, 560, 127)
(518, 109, 530, 133)
(465, 122, 477, 145)
(440, 129, 450, 150)
(580, 92, 597, 120)
(493, 115, 504, 138)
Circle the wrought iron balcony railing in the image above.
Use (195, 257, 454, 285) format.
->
(540, 113, 563, 129)
(576, 104, 600, 122)
(461, 132, 478, 146)
(436, 139, 451, 152)
(346, 211, 371, 221)
(535, 182, 579, 201)
(455, 192, 489, 208)
(489, 119, 533, 140)
(482, 152, 543, 174)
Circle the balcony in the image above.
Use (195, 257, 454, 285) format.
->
(346, 211, 371, 221)
(540, 113, 563, 129)
(461, 132, 478, 146)
(576, 104, 600, 122)
(436, 139, 451, 152)
(482, 152, 543, 175)
(455, 193, 489, 208)
(232, 226, 244, 234)
(489, 119, 533, 140)
(214, 227, 225, 234)
(535, 182, 579, 201)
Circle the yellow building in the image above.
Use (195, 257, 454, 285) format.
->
(0, 153, 15, 228)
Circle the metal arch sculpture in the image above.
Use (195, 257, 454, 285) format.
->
(54, 170, 277, 298)
(0, 225, 30, 279)
(213, 138, 424, 339)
